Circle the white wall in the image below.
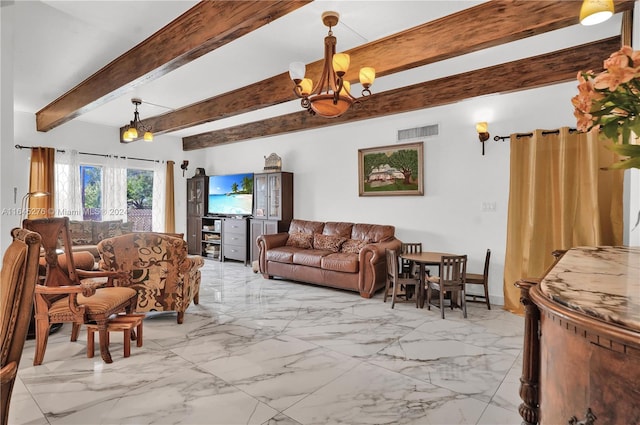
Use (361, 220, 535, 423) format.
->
(5, 83, 639, 307)
(4, 83, 638, 307)
(0, 2, 15, 254)
(198, 81, 639, 306)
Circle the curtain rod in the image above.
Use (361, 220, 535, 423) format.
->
(14, 144, 162, 163)
(493, 128, 578, 141)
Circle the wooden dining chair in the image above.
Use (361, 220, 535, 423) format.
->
(23, 217, 138, 365)
(384, 249, 420, 309)
(426, 255, 467, 319)
(400, 242, 424, 276)
(465, 249, 491, 310)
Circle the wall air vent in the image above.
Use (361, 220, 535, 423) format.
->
(397, 124, 439, 142)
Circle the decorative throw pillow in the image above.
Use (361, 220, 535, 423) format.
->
(341, 239, 367, 254)
(313, 234, 346, 252)
(285, 232, 314, 249)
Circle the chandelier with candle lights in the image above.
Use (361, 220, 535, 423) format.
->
(288, 11, 375, 118)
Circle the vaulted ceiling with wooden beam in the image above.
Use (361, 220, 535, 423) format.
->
(12, 0, 636, 151)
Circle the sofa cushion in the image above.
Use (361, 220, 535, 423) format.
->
(286, 232, 314, 249)
(321, 252, 359, 273)
(323, 222, 354, 238)
(289, 219, 325, 235)
(69, 220, 94, 245)
(266, 246, 298, 264)
(93, 220, 132, 242)
(292, 249, 331, 267)
(341, 239, 367, 254)
(313, 234, 346, 253)
(351, 223, 396, 243)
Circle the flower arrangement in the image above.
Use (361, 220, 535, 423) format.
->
(572, 45, 640, 169)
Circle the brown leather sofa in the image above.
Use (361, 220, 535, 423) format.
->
(257, 219, 401, 298)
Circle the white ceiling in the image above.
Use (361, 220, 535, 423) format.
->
(9, 1, 627, 142)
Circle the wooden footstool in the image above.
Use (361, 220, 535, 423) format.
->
(86, 314, 144, 359)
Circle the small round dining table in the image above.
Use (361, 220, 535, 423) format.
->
(399, 251, 458, 308)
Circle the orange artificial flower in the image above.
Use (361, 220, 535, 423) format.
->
(573, 45, 640, 169)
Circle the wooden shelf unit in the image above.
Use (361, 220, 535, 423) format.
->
(201, 216, 223, 260)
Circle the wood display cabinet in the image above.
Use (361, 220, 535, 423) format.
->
(186, 175, 207, 255)
(201, 217, 222, 260)
(250, 172, 293, 263)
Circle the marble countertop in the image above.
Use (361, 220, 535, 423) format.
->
(540, 246, 640, 332)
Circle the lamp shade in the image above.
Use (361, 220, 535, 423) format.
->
(339, 80, 351, 96)
(298, 78, 313, 96)
(579, 0, 614, 25)
(289, 62, 306, 81)
(359, 67, 376, 88)
(332, 53, 350, 76)
(129, 127, 138, 139)
(143, 131, 153, 142)
(476, 122, 488, 133)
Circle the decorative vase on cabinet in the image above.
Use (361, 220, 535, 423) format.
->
(186, 175, 207, 255)
(250, 172, 293, 262)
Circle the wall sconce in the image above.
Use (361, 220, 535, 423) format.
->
(180, 160, 189, 177)
(476, 122, 490, 155)
(21, 191, 50, 225)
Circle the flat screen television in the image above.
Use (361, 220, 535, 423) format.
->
(207, 172, 254, 216)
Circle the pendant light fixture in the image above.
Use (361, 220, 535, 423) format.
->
(122, 98, 153, 142)
(579, 0, 614, 26)
(289, 11, 375, 118)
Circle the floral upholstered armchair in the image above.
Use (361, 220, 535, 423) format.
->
(97, 232, 204, 324)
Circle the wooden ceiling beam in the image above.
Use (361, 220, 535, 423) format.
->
(182, 36, 621, 150)
(140, 0, 635, 138)
(35, 0, 312, 132)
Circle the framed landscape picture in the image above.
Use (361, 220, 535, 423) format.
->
(358, 141, 424, 196)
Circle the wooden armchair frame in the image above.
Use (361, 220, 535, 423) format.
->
(1, 228, 41, 425)
(23, 217, 137, 365)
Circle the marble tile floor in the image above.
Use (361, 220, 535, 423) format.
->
(10, 260, 525, 425)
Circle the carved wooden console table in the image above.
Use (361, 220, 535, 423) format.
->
(517, 246, 640, 425)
